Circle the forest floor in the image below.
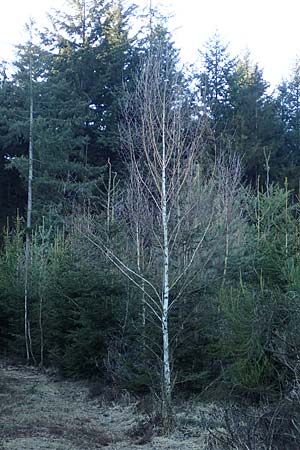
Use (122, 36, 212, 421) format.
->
(0, 360, 224, 450)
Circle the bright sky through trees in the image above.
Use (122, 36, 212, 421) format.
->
(1, 0, 300, 86)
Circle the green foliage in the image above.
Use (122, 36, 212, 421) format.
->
(3, 1, 300, 412)
(211, 185, 300, 396)
(197, 37, 281, 184)
(0, 219, 25, 353)
(51, 264, 124, 377)
(216, 277, 300, 398)
(229, 53, 281, 183)
(0, 220, 126, 376)
(217, 286, 277, 394)
(198, 33, 236, 125)
(276, 61, 300, 187)
(0, 0, 139, 224)
(243, 183, 299, 286)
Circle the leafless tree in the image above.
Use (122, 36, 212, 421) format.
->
(83, 49, 242, 429)
(24, 20, 35, 364)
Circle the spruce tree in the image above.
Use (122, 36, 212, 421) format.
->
(0, 66, 27, 227)
(197, 33, 236, 147)
(276, 60, 300, 187)
(45, 0, 137, 169)
(229, 52, 281, 183)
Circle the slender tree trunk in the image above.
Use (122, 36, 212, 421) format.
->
(222, 208, 229, 287)
(161, 99, 172, 428)
(256, 175, 261, 241)
(24, 42, 34, 363)
(39, 219, 45, 367)
(136, 222, 146, 327)
(39, 293, 44, 367)
(107, 158, 112, 232)
(285, 177, 289, 257)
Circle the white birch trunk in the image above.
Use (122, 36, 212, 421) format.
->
(161, 100, 171, 423)
(24, 45, 34, 362)
(136, 222, 146, 327)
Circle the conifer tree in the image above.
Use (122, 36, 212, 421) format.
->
(229, 52, 280, 183)
(197, 33, 236, 145)
(276, 60, 300, 186)
(45, 0, 137, 169)
(0, 66, 27, 226)
(0, 0, 138, 224)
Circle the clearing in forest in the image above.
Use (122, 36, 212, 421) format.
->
(0, 361, 218, 450)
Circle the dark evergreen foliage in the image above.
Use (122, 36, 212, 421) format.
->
(2, 2, 300, 425)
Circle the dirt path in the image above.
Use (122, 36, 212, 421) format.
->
(0, 362, 216, 450)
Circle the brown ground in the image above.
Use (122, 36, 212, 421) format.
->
(0, 361, 221, 450)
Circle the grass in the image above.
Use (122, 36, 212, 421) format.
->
(0, 361, 216, 450)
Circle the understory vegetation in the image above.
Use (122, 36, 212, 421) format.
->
(1, 0, 300, 446)
(2, 184, 300, 395)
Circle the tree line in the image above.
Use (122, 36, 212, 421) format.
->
(1, 0, 300, 433)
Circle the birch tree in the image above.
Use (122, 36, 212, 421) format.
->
(24, 22, 34, 363)
(83, 46, 242, 428)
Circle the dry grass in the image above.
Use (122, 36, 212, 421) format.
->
(0, 361, 216, 450)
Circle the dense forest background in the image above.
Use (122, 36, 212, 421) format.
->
(1, 0, 300, 435)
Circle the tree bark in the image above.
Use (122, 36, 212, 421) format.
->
(161, 92, 172, 428)
(24, 38, 34, 363)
